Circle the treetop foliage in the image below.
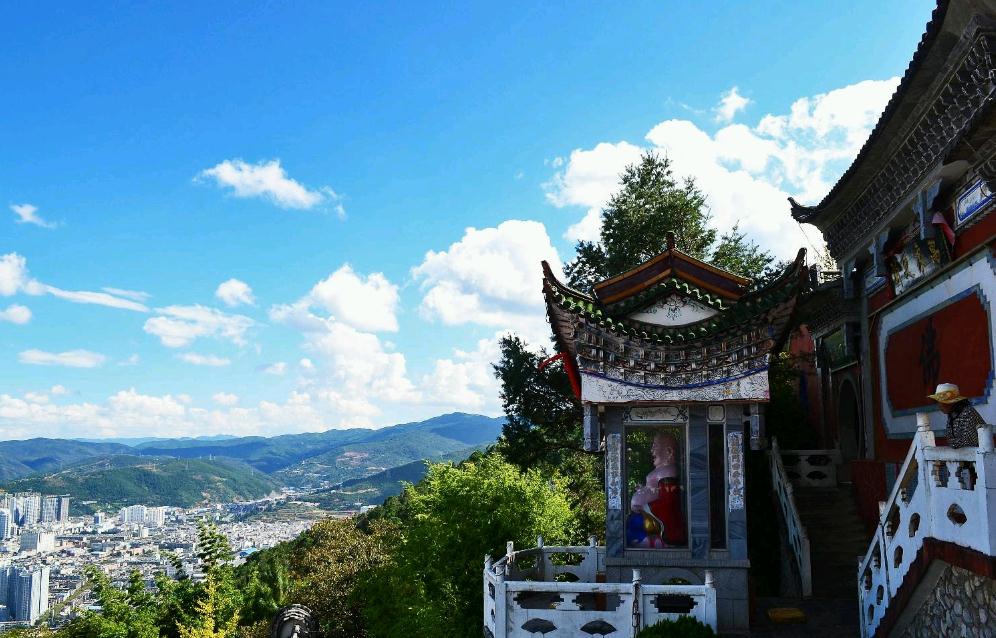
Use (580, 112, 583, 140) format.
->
(564, 152, 774, 291)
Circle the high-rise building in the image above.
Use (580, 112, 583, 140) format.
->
(144, 507, 166, 527)
(8, 566, 49, 623)
(0, 510, 11, 540)
(14, 493, 41, 527)
(19, 531, 55, 553)
(118, 505, 147, 525)
(93, 511, 106, 527)
(40, 496, 57, 524)
(56, 496, 70, 523)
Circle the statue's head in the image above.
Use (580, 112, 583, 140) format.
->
(651, 433, 678, 468)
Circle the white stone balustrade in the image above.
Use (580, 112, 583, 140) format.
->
(483, 538, 717, 637)
(770, 437, 813, 598)
(778, 448, 841, 488)
(858, 414, 996, 638)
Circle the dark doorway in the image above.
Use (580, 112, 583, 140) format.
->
(837, 380, 861, 481)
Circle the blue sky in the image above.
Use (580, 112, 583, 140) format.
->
(1, 1, 933, 438)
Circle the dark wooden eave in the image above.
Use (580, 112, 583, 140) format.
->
(789, 0, 996, 258)
(592, 247, 750, 304)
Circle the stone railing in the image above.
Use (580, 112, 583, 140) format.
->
(858, 414, 996, 638)
(779, 448, 841, 488)
(483, 538, 717, 637)
(770, 437, 813, 597)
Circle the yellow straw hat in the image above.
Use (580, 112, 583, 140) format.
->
(927, 383, 967, 404)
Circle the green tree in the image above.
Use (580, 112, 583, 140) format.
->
(177, 580, 238, 638)
(59, 567, 159, 638)
(287, 517, 393, 638)
(564, 152, 773, 291)
(361, 452, 575, 637)
(492, 336, 605, 538)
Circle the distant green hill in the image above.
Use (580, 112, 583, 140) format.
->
(0, 439, 134, 480)
(0, 455, 278, 512)
(309, 445, 486, 510)
(0, 413, 505, 491)
(136, 412, 505, 486)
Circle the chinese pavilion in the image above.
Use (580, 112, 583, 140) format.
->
(483, 236, 809, 637)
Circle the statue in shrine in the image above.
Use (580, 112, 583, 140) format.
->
(627, 432, 687, 547)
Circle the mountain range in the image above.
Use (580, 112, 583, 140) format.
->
(0, 413, 505, 509)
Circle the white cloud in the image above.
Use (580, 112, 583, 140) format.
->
(213, 392, 239, 406)
(419, 334, 504, 413)
(271, 270, 421, 423)
(541, 142, 644, 243)
(18, 349, 106, 368)
(412, 220, 560, 343)
(23, 392, 49, 404)
(178, 353, 232, 367)
(307, 266, 399, 332)
(0, 253, 35, 296)
(0, 304, 31, 324)
(714, 87, 751, 123)
(102, 287, 150, 302)
(143, 305, 254, 348)
(43, 285, 149, 312)
(10, 204, 56, 229)
(215, 279, 255, 307)
(545, 77, 901, 258)
(50, 385, 68, 396)
(119, 354, 140, 367)
(269, 265, 400, 335)
(0, 253, 147, 312)
(198, 159, 343, 215)
(262, 361, 287, 376)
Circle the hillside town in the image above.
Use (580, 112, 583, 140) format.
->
(0, 491, 328, 632)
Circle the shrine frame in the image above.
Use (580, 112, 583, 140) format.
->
(621, 416, 692, 553)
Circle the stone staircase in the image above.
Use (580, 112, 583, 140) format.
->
(792, 484, 869, 599)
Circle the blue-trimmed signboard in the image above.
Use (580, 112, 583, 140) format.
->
(956, 179, 993, 227)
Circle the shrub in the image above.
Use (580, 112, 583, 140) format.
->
(635, 616, 715, 638)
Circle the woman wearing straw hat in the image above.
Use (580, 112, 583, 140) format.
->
(927, 383, 985, 448)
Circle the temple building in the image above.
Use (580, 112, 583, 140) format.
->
(788, 1, 996, 636)
(482, 235, 809, 636)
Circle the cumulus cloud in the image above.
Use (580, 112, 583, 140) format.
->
(143, 305, 254, 348)
(261, 361, 287, 376)
(198, 159, 344, 215)
(541, 142, 644, 243)
(412, 220, 561, 343)
(119, 354, 140, 367)
(0, 304, 31, 324)
(545, 77, 900, 257)
(18, 349, 106, 368)
(270, 267, 421, 423)
(0, 253, 36, 296)
(215, 278, 255, 307)
(307, 266, 399, 332)
(714, 87, 751, 123)
(10, 204, 57, 229)
(212, 392, 239, 406)
(178, 353, 231, 367)
(419, 333, 506, 413)
(23, 392, 49, 404)
(50, 385, 68, 396)
(269, 265, 400, 334)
